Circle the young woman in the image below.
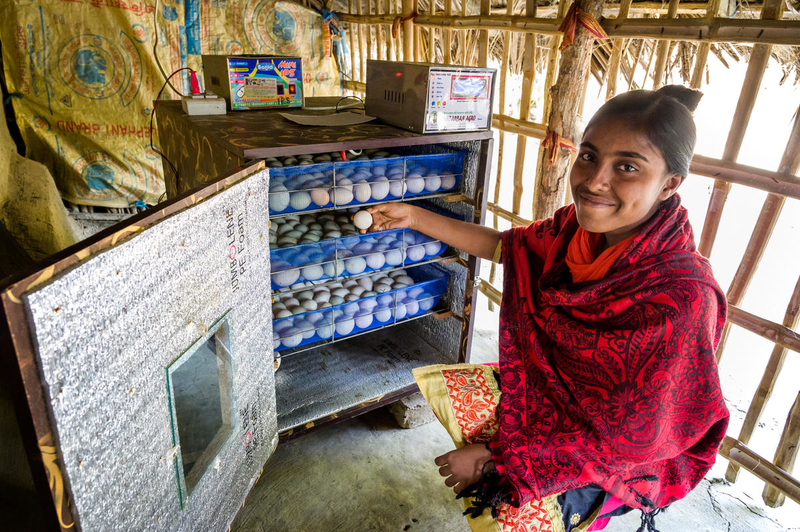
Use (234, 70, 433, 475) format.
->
(365, 86, 729, 531)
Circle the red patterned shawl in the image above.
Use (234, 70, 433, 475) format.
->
(494, 194, 729, 511)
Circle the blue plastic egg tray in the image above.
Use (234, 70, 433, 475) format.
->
(270, 228, 448, 289)
(268, 150, 466, 215)
(272, 264, 449, 352)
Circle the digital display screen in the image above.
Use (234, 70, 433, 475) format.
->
(451, 76, 489, 100)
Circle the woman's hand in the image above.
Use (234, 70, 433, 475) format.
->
(363, 203, 419, 233)
(435, 443, 492, 494)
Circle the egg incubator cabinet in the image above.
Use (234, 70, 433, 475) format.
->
(0, 100, 493, 531)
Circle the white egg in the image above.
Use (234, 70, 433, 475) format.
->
(408, 287, 425, 299)
(349, 285, 367, 297)
(342, 302, 360, 315)
(290, 191, 312, 210)
(305, 311, 325, 324)
(344, 256, 367, 275)
(377, 294, 395, 306)
(374, 308, 393, 323)
(316, 322, 334, 339)
(300, 264, 324, 281)
(295, 319, 316, 339)
(343, 279, 359, 288)
(332, 287, 350, 298)
(395, 275, 415, 286)
(393, 303, 408, 320)
(371, 179, 390, 200)
(290, 306, 306, 315)
(335, 317, 355, 336)
(280, 328, 303, 348)
(424, 175, 442, 192)
(366, 252, 386, 270)
(313, 291, 331, 303)
(358, 277, 374, 291)
(355, 311, 373, 329)
(296, 290, 314, 301)
(359, 298, 379, 313)
(323, 260, 345, 277)
(301, 300, 318, 311)
(353, 210, 373, 230)
(388, 179, 406, 197)
(283, 297, 300, 308)
(310, 188, 330, 207)
(403, 298, 420, 315)
(423, 241, 442, 256)
(384, 249, 404, 266)
(273, 268, 300, 287)
(274, 320, 294, 334)
(276, 309, 293, 319)
(269, 187, 290, 213)
(389, 269, 407, 278)
(332, 186, 354, 205)
(406, 175, 425, 194)
(361, 291, 377, 298)
(329, 295, 345, 305)
(418, 293, 436, 311)
(353, 182, 372, 203)
(406, 245, 425, 262)
(375, 283, 391, 293)
(440, 173, 457, 190)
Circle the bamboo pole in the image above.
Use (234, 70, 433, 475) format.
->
(356, 0, 366, 81)
(719, 436, 800, 506)
(689, 155, 800, 202)
(347, 1, 358, 91)
(533, 0, 605, 221)
(509, 0, 538, 216)
(727, 305, 800, 354)
(461, 0, 469, 64)
(402, 0, 414, 60)
(414, 0, 422, 62)
(487, 0, 517, 309)
(764, 392, 800, 507)
(690, 0, 722, 89)
(652, 0, 680, 89)
(697, 0, 782, 257)
(605, 0, 633, 100)
(444, 0, 452, 63)
(626, 39, 644, 90)
(336, 14, 800, 47)
(479, 0, 490, 66)
(343, 80, 367, 92)
(429, 0, 437, 63)
(714, 114, 800, 364)
(487, 201, 533, 227)
(725, 274, 800, 484)
(377, 0, 385, 61)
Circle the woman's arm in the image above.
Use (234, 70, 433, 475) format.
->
(365, 203, 501, 261)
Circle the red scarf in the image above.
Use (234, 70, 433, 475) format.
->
(494, 195, 729, 511)
(565, 228, 636, 283)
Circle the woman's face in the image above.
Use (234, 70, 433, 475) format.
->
(569, 118, 684, 245)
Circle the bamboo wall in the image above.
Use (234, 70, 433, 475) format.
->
(336, 0, 800, 509)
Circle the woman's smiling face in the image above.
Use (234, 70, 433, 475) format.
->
(570, 118, 684, 246)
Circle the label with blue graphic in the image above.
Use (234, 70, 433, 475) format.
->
(227, 57, 302, 110)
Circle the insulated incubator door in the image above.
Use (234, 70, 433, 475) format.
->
(0, 163, 278, 532)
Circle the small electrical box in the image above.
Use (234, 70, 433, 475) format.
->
(366, 60, 496, 133)
(202, 55, 303, 111)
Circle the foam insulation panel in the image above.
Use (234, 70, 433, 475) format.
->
(5, 167, 277, 531)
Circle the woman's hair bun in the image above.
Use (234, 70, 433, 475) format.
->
(656, 85, 703, 112)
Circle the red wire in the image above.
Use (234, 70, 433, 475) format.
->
(149, 67, 193, 184)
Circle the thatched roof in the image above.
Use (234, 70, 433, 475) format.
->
(330, 0, 800, 86)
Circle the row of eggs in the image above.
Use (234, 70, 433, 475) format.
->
(269, 211, 362, 248)
(272, 270, 440, 349)
(263, 148, 397, 168)
(269, 168, 458, 213)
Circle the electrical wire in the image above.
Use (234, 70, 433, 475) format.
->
(149, 67, 193, 183)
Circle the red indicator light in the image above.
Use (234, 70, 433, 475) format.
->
(395, 72, 402, 77)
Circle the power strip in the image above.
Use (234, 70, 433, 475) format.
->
(181, 93, 227, 116)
